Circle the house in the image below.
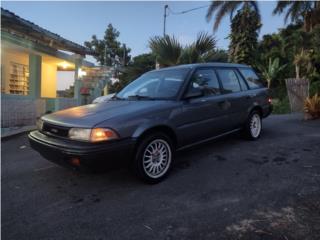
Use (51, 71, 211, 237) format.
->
(1, 8, 109, 129)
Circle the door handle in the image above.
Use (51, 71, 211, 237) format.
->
(218, 100, 231, 109)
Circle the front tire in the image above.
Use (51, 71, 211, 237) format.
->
(133, 132, 174, 184)
(243, 111, 262, 140)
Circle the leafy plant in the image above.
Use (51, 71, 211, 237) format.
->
(258, 58, 287, 88)
(149, 35, 182, 67)
(294, 49, 312, 79)
(271, 97, 291, 114)
(206, 1, 260, 32)
(310, 80, 320, 96)
(273, 1, 320, 32)
(149, 32, 216, 67)
(304, 93, 320, 119)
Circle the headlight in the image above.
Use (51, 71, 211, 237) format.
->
(68, 128, 119, 142)
(69, 128, 91, 141)
(36, 118, 44, 131)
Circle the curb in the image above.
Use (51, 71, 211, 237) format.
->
(1, 125, 36, 140)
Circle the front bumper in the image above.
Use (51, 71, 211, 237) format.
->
(28, 130, 136, 169)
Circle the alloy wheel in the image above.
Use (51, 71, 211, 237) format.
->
(142, 139, 172, 179)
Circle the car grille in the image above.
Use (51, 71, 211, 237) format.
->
(42, 122, 70, 137)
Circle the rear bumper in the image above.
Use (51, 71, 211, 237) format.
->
(28, 131, 136, 169)
(262, 104, 273, 118)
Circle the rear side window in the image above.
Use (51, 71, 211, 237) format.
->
(239, 68, 264, 89)
(189, 69, 221, 95)
(235, 71, 249, 91)
(216, 69, 241, 93)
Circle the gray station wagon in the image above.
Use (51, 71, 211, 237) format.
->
(29, 63, 272, 183)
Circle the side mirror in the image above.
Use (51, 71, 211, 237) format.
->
(184, 88, 204, 99)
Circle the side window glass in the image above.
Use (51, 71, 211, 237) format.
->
(239, 68, 265, 89)
(235, 70, 248, 91)
(216, 69, 241, 93)
(188, 69, 221, 96)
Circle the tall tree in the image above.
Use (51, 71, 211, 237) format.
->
(85, 24, 131, 66)
(228, 6, 261, 65)
(273, 1, 320, 32)
(206, 1, 260, 31)
(207, 49, 229, 62)
(257, 34, 284, 64)
(109, 53, 156, 93)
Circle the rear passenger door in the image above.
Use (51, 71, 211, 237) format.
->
(214, 68, 250, 129)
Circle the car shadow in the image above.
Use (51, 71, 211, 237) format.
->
(88, 131, 244, 176)
(173, 131, 242, 167)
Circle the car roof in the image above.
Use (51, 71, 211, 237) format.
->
(150, 62, 250, 72)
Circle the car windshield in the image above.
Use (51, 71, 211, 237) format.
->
(116, 68, 190, 100)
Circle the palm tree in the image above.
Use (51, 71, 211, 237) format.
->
(206, 1, 260, 31)
(149, 35, 182, 67)
(273, 1, 320, 32)
(149, 32, 216, 67)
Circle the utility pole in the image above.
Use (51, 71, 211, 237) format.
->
(123, 44, 126, 66)
(163, 5, 168, 36)
(105, 44, 108, 66)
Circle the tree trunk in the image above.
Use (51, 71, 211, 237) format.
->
(267, 78, 271, 89)
(304, 11, 312, 32)
(295, 64, 300, 79)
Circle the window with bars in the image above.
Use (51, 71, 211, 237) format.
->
(8, 62, 29, 95)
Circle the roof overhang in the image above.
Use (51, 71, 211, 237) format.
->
(1, 8, 96, 56)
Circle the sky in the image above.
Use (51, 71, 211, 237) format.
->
(2, 1, 286, 90)
(2, 1, 286, 58)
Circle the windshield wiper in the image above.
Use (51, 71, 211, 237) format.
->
(127, 95, 156, 100)
(112, 95, 125, 100)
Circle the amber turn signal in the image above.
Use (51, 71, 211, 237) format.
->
(90, 128, 119, 142)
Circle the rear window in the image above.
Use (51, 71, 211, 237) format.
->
(239, 68, 265, 89)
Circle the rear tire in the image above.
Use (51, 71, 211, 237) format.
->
(243, 110, 262, 140)
(133, 132, 174, 184)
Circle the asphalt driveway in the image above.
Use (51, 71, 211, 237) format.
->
(2, 114, 320, 240)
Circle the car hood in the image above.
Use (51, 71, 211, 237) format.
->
(42, 100, 170, 128)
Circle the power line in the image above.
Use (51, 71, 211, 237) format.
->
(163, 4, 210, 36)
(167, 4, 210, 16)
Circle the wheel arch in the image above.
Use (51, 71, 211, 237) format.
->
(249, 105, 263, 117)
(133, 125, 178, 149)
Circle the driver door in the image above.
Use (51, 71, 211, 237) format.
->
(176, 68, 229, 146)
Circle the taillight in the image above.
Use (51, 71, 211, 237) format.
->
(268, 97, 272, 104)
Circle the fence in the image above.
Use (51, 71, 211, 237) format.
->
(285, 78, 309, 112)
(1, 97, 78, 128)
(1, 98, 46, 128)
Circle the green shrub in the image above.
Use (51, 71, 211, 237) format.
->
(272, 96, 291, 114)
(310, 81, 320, 96)
(270, 87, 288, 100)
